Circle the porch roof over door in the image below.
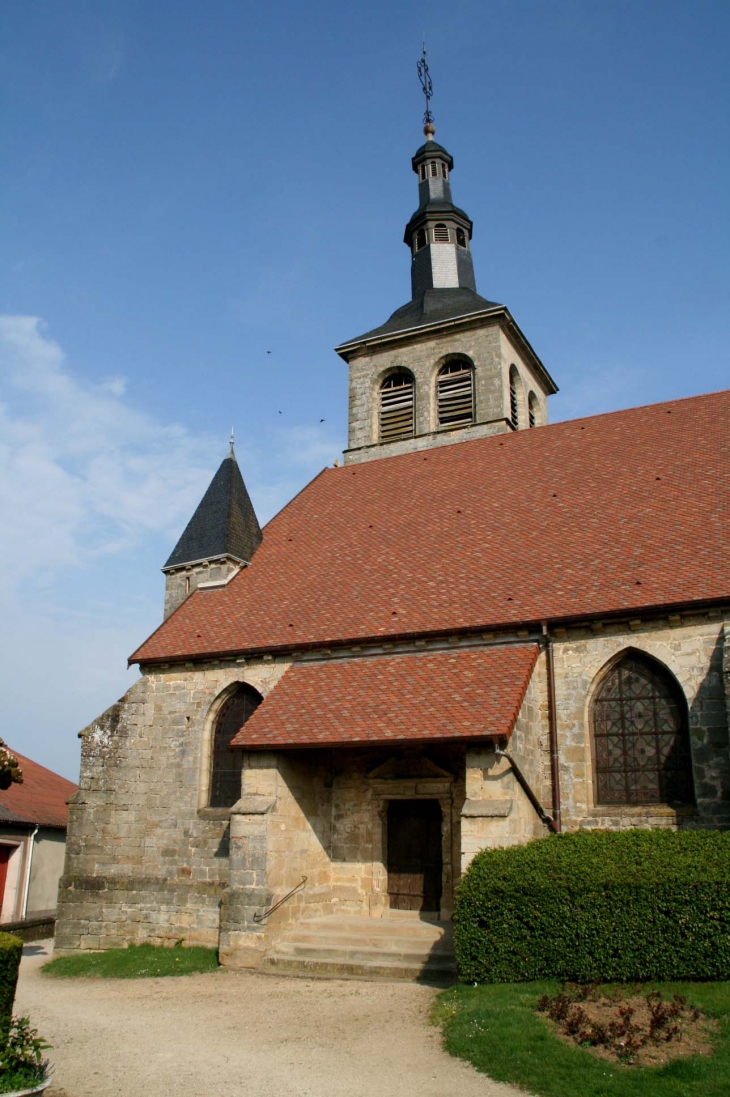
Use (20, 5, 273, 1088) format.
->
(230, 644, 539, 749)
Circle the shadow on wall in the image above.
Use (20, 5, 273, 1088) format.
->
(687, 632, 730, 821)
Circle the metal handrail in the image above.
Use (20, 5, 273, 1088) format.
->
(252, 876, 307, 923)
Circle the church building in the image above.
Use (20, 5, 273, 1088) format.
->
(56, 117, 730, 978)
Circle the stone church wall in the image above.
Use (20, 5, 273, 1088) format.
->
(461, 649, 551, 872)
(552, 613, 730, 831)
(55, 656, 290, 954)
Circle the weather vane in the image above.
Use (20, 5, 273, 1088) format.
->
(417, 41, 434, 129)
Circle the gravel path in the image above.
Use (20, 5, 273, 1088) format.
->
(18, 941, 524, 1097)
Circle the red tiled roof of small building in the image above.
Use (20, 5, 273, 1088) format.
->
(0, 750, 77, 828)
(132, 391, 730, 665)
(230, 646, 539, 749)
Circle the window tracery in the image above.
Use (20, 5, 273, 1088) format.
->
(592, 653, 693, 806)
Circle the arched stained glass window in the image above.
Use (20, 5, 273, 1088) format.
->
(379, 373, 415, 442)
(209, 684, 262, 807)
(592, 653, 693, 806)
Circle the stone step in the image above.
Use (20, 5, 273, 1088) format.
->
(280, 933, 453, 955)
(263, 914, 456, 983)
(274, 940, 452, 965)
(287, 915, 450, 939)
(261, 954, 456, 983)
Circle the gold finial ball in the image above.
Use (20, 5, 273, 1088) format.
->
(423, 121, 436, 139)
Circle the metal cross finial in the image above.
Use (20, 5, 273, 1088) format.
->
(417, 41, 434, 127)
(229, 427, 235, 453)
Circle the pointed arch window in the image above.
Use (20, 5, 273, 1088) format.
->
(592, 653, 693, 806)
(209, 684, 262, 807)
(433, 223, 449, 242)
(379, 372, 415, 442)
(437, 361, 474, 428)
(528, 392, 539, 428)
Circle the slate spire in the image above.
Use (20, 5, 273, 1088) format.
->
(164, 444, 262, 570)
(161, 442, 262, 619)
(405, 122, 477, 298)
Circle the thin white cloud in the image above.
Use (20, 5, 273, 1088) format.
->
(0, 315, 215, 584)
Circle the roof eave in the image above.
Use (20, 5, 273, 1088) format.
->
(335, 305, 558, 395)
(129, 594, 729, 668)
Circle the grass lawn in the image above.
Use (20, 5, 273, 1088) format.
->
(42, 943, 219, 979)
(433, 982, 730, 1097)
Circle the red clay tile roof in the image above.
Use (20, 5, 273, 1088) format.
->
(230, 645, 539, 748)
(132, 391, 730, 664)
(0, 750, 77, 828)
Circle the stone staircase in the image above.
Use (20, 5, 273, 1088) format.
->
(262, 911, 456, 982)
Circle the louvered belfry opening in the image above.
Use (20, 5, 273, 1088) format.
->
(509, 370, 519, 429)
(437, 361, 474, 428)
(379, 372, 415, 442)
(592, 653, 694, 806)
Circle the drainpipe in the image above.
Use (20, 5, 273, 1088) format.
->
(542, 622, 562, 833)
(21, 825, 39, 919)
(494, 748, 558, 833)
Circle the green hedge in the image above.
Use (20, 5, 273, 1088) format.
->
(0, 932, 23, 1043)
(454, 829, 730, 984)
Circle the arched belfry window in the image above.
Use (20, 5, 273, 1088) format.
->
(415, 228, 427, 252)
(379, 372, 415, 442)
(455, 228, 467, 248)
(509, 366, 520, 429)
(433, 223, 449, 242)
(437, 361, 474, 428)
(592, 653, 694, 806)
(209, 684, 262, 807)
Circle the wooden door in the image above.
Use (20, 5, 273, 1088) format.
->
(0, 846, 10, 913)
(386, 800, 442, 912)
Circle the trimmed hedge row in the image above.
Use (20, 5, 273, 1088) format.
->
(0, 932, 23, 1042)
(454, 829, 730, 984)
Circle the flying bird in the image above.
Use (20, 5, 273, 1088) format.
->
(320, 418, 325, 422)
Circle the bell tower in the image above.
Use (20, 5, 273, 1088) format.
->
(336, 52, 558, 465)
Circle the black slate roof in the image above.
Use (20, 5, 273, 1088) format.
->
(337, 288, 504, 349)
(163, 449, 263, 569)
(412, 140, 454, 169)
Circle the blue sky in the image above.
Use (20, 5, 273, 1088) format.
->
(1, 0, 728, 780)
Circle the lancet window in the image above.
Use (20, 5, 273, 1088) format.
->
(209, 684, 262, 807)
(592, 653, 694, 806)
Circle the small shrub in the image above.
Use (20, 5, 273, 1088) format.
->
(0, 1016, 50, 1092)
(537, 985, 703, 1063)
(454, 829, 730, 983)
(0, 934, 23, 1044)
